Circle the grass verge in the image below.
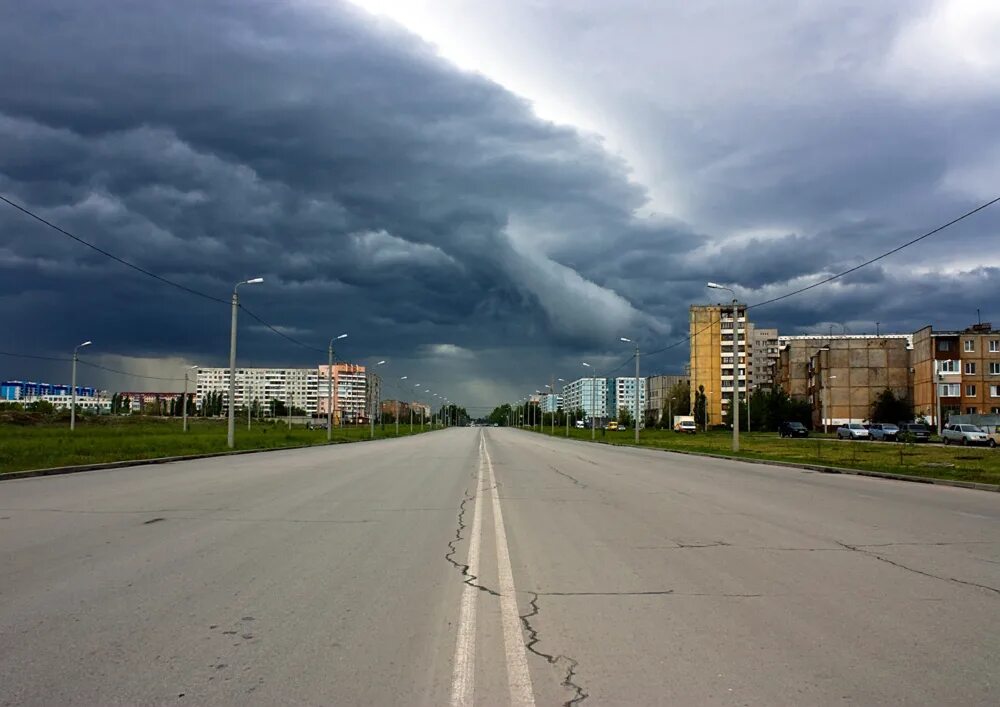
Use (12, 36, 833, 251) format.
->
(0, 417, 436, 474)
(528, 426, 1000, 486)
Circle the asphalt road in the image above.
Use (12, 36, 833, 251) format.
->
(1, 428, 998, 705)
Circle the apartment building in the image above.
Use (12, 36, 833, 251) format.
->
(689, 303, 749, 424)
(539, 393, 563, 413)
(197, 367, 321, 415)
(318, 363, 368, 423)
(776, 334, 912, 427)
(1, 380, 97, 400)
(912, 323, 1000, 426)
(562, 376, 609, 419)
(748, 326, 779, 389)
(119, 391, 193, 414)
(612, 376, 646, 420)
(645, 374, 690, 422)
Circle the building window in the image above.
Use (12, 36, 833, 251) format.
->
(939, 360, 957, 373)
(992, 362, 1000, 375)
(966, 384, 976, 397)
(993, 407, 1000, 415)
(940, 383, 960, 397)
(990, 340, 999, 353)
(964, 339, 975, 352)
(964, 362, 977, 375)
(991, 385, 1000, 398)
(937, 340, 952, 352)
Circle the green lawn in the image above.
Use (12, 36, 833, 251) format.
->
(0, 417, 437, 474)
(527, 426, 1000, 486)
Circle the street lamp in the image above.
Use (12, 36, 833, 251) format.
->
(558, 378, 568, 437)
(228, 277, 263, 448)
(708, 282, 740, 452)
(70, 340, 92, 431)
(620, 336, 641, 442)
(183, 365, 198, 432)
(397, 376, 408, 436)
(582, 362, 597, 440)
(327, 333, 348, 441)
(371, 359, 386, 439)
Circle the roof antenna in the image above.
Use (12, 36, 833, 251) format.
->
(876, 321, 880, 336)
(978, 308, 982, 325)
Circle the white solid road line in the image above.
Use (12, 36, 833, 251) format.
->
(483, 433, 537, 706)
(449, 437, 487, 707)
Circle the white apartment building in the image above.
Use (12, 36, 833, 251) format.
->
(18, 394, 111, 412)
(317, 364, 369, 422)
(196, 367, 321, 414)
(612, 377, 646, 419)
(562, 377, 609, 419)
(539, 392, 563, 413)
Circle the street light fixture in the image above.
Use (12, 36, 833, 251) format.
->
(371, 359, 386, 438)
(228, 277, 263, 448)
(326, 333, 349, 441)
(183, 365, 198, 432)
(707, 282, 740, 452)
(582, 361, 597, 440)
(620, 336, 641, 442)
(70, 340, 92, 431)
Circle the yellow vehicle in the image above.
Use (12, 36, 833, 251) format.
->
(606, 421, 619, 431)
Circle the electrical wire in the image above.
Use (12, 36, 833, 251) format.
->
(0, 350, 72, 363)
(641, 194, 1000, 360)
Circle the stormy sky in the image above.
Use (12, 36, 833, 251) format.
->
(1, 0, 998, 410)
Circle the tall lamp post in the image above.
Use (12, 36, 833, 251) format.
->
(582, 362, 597, 440)
(183, 365, 198, 432)
(70, 340, 92, 431)
(228, 277, 263, 448)
(371, 360, 386, 439)
(397, 376, 408, 436)
(708, 282, 740, 452)
(620, 337, 641, 442)
(558, 378, 568, 436)
(327, 333, 348, 441)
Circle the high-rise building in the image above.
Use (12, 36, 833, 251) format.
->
(611, 376, 646, 421)
(562, 377, 609, 419)
(539, 393, 563, 413)
(747, 326, 779, 390)
(689, 303, 749, 425)
(911, 323, 1000, 425)
(318, 363, 368, 423)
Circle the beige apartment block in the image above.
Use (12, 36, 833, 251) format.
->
(776, 334, 912, 427)
(689, 303, 748, 425)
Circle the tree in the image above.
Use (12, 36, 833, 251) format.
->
(617, 406, 633, 427)
(663, 381, 690, 427)
(870, 389, 913, 424)
(694, 385, 707, 430)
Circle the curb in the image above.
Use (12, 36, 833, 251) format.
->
(0, 430, 439, 481)
(525, 432, 1000, 493)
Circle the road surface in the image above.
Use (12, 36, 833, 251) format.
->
(1, 428, 998, 705)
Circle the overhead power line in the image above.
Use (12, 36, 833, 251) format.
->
(0, 350, 71, 363)
(641, 194, 1000, 359)
(0, 193, 326, 354)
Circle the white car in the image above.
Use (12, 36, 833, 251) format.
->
(836, 423, 870, 440)
(574, 419, 586, 429)
(675, 420, 697, 434)
(942, 424, 990, 446)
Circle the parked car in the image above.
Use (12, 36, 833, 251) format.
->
(306, 420, 328, 430)
(675, 420, 697, 434)
(837, 423, 870, 440)
(574, 419, 586, 429)
(869, 423, 900, 441)
(980, 423, 999, 448)
(898, 423, 932, 442)
(606, 421, 619, 431)
(942, 424, 991, 446)
(778, 421, 809, 438)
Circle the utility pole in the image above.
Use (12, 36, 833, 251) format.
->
(634, 342, 640, 443)
(228, 277, 262, 448)
(70, 340, 92, 431)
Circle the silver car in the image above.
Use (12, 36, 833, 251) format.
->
(942, 424, 990, 446)
(869, 423, 899, 441)
(837, 423, 870, 440)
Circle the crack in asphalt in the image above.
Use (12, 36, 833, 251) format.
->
(444, 487, 499, 597)
(548, 465, 588, 489)
(520, 592, 588, 706)
(836, 541, 1000, 595)
(538, 590, 675, 596)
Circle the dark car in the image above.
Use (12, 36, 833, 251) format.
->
(898, 423, 931, 442)
(779, 421, 809, 438)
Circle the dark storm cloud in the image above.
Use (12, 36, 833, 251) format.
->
(1, 0, 998, 405)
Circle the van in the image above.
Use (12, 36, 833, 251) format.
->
(606, 421, 619, 431)
(574, 419, 586, 429)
